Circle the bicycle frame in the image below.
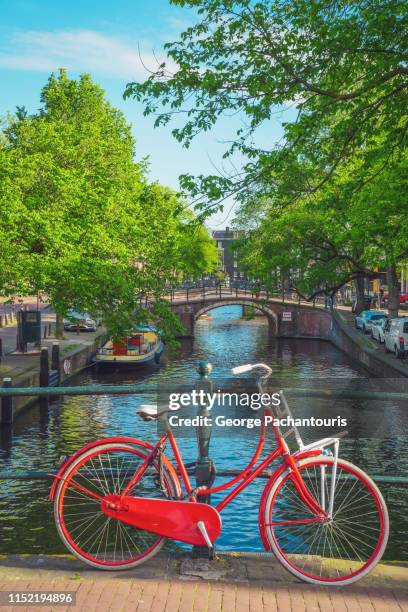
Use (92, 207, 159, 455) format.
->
(121, 409, 328, 520)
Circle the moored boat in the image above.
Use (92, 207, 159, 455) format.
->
(95, 326, 163, 366)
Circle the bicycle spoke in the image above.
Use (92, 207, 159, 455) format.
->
(266, 458, 387, 583)
(57, 445, 174, 566)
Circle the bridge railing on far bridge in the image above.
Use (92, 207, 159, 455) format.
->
(166, 283, 329, 309)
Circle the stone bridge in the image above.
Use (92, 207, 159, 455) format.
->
(170, 293, 332, 339)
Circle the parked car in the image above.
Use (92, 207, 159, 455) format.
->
(384, 317, 408, 358)
(355, 310, 387, 334)
(381, 292, 408, 306)
(63, 311, 98, 332)
(371, 317, 387, 343)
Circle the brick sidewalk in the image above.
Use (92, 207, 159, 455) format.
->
(0, 576, 407, 612)
(0, 554, 407, 611)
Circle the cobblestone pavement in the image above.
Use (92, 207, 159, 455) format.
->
(0, 553, 406, 611)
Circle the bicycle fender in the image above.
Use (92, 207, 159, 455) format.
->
(49, 437, 180, 500)
(258, 450, 322, 550)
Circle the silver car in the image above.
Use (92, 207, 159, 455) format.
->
(63, 310, 97, 332)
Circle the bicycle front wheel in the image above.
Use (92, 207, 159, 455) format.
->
(54, 442, 181, 569)
(262, 456, 389, 585)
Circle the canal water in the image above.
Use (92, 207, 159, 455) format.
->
(0, 305, 407, 559)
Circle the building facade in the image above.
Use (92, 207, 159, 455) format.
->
(212, 227, 245, 281)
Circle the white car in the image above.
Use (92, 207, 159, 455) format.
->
(371, 317, 387, 343)
(384, 317, 408, 358)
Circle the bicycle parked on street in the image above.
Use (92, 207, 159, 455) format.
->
(50, 363, 389, 586)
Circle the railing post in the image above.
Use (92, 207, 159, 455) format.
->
(1, 378, 13, 425)
(51, 342, 60, 375)
(39, 347, 49, 388)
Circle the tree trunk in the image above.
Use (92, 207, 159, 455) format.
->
(56, 313, 64, 339)
(386, 264, 400, 319)
(354, 276, 365, 314)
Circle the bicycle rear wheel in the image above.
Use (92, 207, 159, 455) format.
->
(54, 442, 181, 569)
(262, 456, 388, 585)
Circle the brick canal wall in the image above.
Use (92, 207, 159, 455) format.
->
(329, 311, 408, 378)
(3, 333, 105, 418)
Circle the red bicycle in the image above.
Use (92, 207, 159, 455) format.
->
(50, 363, 389, 585)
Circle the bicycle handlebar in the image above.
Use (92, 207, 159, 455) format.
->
(231, 363, 273, 376)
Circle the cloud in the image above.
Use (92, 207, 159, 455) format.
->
(0, 29, 174, 80)
(166, 16, 194, 32)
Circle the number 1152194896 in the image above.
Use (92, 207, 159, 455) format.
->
(0, 591, 75, 606)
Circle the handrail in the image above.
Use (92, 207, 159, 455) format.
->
(0, 469, 406, 484)
(0, 384, 407, 400)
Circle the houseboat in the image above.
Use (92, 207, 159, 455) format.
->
(95, 326, 164, 366)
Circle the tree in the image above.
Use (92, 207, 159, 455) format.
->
(0, 70, 218, 339)
(236, 143, 408, 316)
(125, 0, 408, 210)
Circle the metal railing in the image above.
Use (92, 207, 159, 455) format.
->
(1, 381, 408, 487)
(1, 383, 408, 401)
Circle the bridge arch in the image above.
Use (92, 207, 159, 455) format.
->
(171, 292, 333, 339)
(194, 299, 279, 336)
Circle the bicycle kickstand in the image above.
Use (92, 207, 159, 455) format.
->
(197, 521, 216, 560)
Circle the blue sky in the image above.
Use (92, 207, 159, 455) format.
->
(0, 0, 286, 228)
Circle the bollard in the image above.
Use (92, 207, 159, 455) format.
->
(39, 347, 49, 387)
(0, 315, 3, 328)
(193, 361, 215, 557)
(1, 378, 13, 425)
(51, 342, 60, 373)
(48, 323, 52, 337)
(0, 338, 2, 360)
(43, 326, 47, 339)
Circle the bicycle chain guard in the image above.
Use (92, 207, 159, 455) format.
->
(101, 494, 222, 546)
